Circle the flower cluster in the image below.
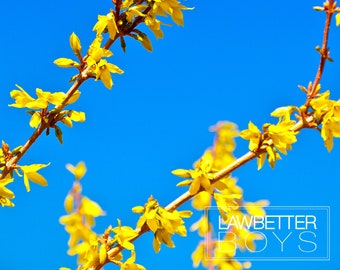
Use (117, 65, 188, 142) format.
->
(60, 162, 106, 268)
(240, 106, 299, 169)
(171, 122, 269, 270)
(54, 0, 191, 89)
(132, 196, 192, 253)
(9, 85, 85, 143)
(54, 31, 123, 90)
(60, 162, 147, 270)
(0, 174, 15, 207)
(0, 141, 50, 207)
(240, 83, 340, 170)
(310, 90, 340, 151)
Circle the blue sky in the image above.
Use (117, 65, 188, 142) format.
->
(1, 0, 340, 269)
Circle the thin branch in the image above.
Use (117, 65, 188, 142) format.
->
(93, 116, 313, 270)
(0, 78, 85, 180)
(309, 0, 335, 99)
(0, 1, 149, 181)
(93, 3, 338, 269)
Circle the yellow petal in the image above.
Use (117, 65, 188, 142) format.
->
(107, 18, 119, 40)
(99, 66, 113, 89)
(70, 32, 82, 55)
(99, 244, 107, 264)
(336, 13, 340, 26)
(81, 196, 105, 217)
(54, 58, 79, 68)
(26, 171, 48, 187)
(192, 191, 211, 210)
(171, 169, 191, 178)
(64, 194, 74, 213)
(61, 116, 73, 128)
(20, 163, 50, 173)
(176, 179, 192, 187)
(69, 111, 86, 122)
(67, 90, 81, 105)
(29, 112, 41, 128)
(23, 174, 30, 192)
(66, 161, 87, 180)
(189, 177, 200, 195)
(132, 206, 144, 214)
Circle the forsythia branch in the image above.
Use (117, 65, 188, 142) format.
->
(87, 2, 340, 268)
(89, 116, 313, 270)
(310, 0, 336, 98)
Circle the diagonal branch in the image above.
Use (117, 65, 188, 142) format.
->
(0, 78, 85, 180)
(0, 4, 150, 181)
(309, 0, 335, 99)
(95, 2, 337, 268)
(96, 117, 313, 270)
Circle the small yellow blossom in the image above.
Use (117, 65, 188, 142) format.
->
(70, 32, 82, 56)
(96, 59, 124, 89)
(265, 145, 281, 168)
(29, 112, 42, 128)
(9, 85, 46, 109)
(125, 5, 147, 22)
(213, 192, 241, 220)
(112, 219, 138, 251)
(144, 16, 164, 39)
(240, 121, 262, 151)
(0, 176, 15, 207)
(192, 191, 211, 210)
(133, 196, 191, 252)
(17, 163, 50, 192)
(244, 200, 269, 217)
(86, 36, 124, 89)
(173, 151, 215, 195)
(9, 85, 80, 110)
(54, 58, 80, 68)
(310, 95, 340, 151)
(190, 215, 210, 237)
(150, 0, 192, 26)
(191, 242, 207, 268)
(267, 121, 298, 154)
(116, 250, 146, 270)
(209, 122, 238, 169)
(81, 196, 105, 218)
(66, 161, 87, 180)
(271, 106, 296, 122)
(310, 90, 334, 118)
(93, 12, 119, 40)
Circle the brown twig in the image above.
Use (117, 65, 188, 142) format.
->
(92, 2, 338, 269)
(92, 116, 313, 270)
(309, 0, 336, 99)
(0, 2, 150, 181)
(0, 77, 85, 180)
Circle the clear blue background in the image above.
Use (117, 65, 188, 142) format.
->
(1, 0, 339, 269)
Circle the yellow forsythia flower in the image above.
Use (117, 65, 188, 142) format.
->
(70, 32, 82, 55)
(240, 121, 262, 151)
(86, 36, 124, 89)
(93, 12, 119, 40)
(0, 176, 15, 207)
(267, 121, 297, 155)
(17, 163, 50, 192)
(133, 197, 191, 253)
(54, 58, 80, 68)
(66, 161, 87, 180)
(112, 219, 138, 251)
